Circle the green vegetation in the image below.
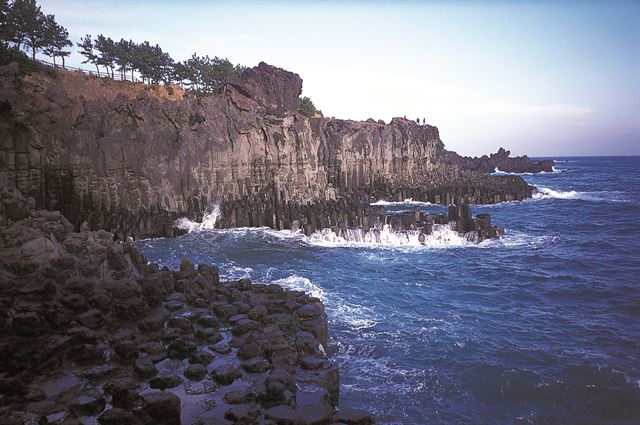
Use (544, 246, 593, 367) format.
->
(296, 96, 321, 117)
(1, 0, 319, 106)
(1, 0, 71, 64)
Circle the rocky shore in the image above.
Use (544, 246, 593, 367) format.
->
(0, 191, 373, 424)
(442, 148, 554, 174)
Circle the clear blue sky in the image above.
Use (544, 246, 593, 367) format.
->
(39, 0, 640, 157)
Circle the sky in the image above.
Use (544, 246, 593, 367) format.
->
(38, 0, 640, 157)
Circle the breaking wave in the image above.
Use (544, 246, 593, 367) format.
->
(272, 275, 378, 330)
(533, 187, 584, 200)
(307, 223, 472, 249)
(370, 198, 433, 207)
(271, 275, 326, 300)
(175, 204, 221, 233)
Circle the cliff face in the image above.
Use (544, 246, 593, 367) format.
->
(0, 61, 532, 238)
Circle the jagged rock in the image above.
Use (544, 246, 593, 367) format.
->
(442, 147, 554, 173)
(149, 373, 183, 390)
(133, 357, 158, 378)
(335, 408, 374, 425)
(211, 364, 241, 385)
(189, 350, 214, 365)
(98, 408, 135, 425)
(143, 391, 181, 424)
(265, 405, 303, 425)
(184, 364, 207, 381)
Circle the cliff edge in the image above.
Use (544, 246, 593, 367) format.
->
(1, 61, 534, 239)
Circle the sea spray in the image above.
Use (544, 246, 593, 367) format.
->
(308, 223, 470, 248)
(175, 204, 221, 233)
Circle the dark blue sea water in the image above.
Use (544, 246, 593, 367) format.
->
(137, 157, 640, 425)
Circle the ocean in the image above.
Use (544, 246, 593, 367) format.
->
(136, 156, 640, 424)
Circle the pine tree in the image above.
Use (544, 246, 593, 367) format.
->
(10, 0, 47, 59)
(42, 16, 71, 67)
(94, 34, 116, 78)
(77, 34, 100, 75)
(0, 0, 14, 45)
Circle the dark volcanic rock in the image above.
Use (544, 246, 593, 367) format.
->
(442, 147, 554, 173)
(0, 63, 533, 239)
(144, 391, 181, 424)
(0, 190, 373, 424)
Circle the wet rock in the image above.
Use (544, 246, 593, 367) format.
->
(149, 373, 183, 390)
(114, 339, 138, 360)
(334, 408, 374, 425)
(242, 357, 271, 373)
(189, 350, 214, 365)
(184, 363, 207, 381)
(224, 404, 260, 423)
(69, 391, 106, 416)
(134, 357, 158, 378)
(68, 343, 106, 365)
(77, 309, 105, 330)
(248, 305, 268, 320)
(195, 326, 222, 342)
(144, 391, 181, 424)
(215, 303, 239, 320)
(211, 364, 241, 385)
(98, 408, 135, 425)
(168, 315, 192, 331)
(11, 311, 45, 336)
(265, 405, 303, 425)
(299, 403, 334, 425)
(223, 388, 255, 404)
(295, 331, 318, 353)
(104, 378, 141, 409)
(237, 342, 260, 362)
(197, 314, 219, 327)
(301, 356, 324, 370)
(138, 315, 165, 333)
(167, 336, 196, 359)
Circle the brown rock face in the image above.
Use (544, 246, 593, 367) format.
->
(227, 61, 302, 116)
(0, 61, 533, 238)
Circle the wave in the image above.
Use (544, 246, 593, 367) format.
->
(492, 167, 533, 176)
(370, 198, 433, 207)
(533, 186, 585, 200)
(307, 223, 473, 249)
(271, 275, 378, 330)
(271, 275, 326, 300)
(532, 186, 630, 203)
(175, 204, 221, 233)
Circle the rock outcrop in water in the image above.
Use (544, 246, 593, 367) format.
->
(0, 202, 373, 424)
(0, 61, 533, 239)
(313, 204, 503, 245)
(442, 147, 554, 174)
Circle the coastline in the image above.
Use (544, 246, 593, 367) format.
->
(0, 203, 374, 424)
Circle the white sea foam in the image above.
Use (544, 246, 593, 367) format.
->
(492, 167, 534, 176)
(533, 186, 584, 200)
(307, 223, 471, 249)
(271, 275, 326, 300)
(370, 198, 433, 207)
(175, 204, 221, 233)
(271, 275, 378, 329)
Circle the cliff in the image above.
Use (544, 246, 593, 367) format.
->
(0, 61, 533, 239)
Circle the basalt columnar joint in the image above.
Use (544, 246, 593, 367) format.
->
(0, 61, 535, 239)
(0, 205, 375, 424)
(315, 204, 504, 244)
